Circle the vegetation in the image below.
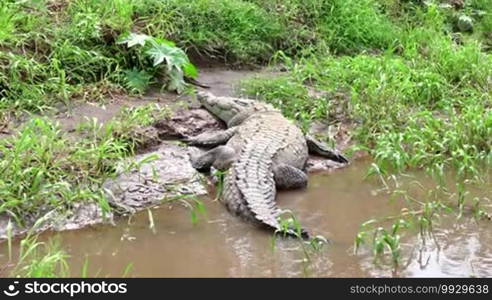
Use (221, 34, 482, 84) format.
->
(239, 1, 492, 267)
(10, 234, 69, 277)
(0, 103, 169, 224)
(5, 230, 132, 277)
(273, 211, 329, 277)
(242, 3, 491, 179)
(0, 0, 491, 275)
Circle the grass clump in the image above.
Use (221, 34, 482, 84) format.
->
(4, 226, 133, 277)
(0, 0, 197, 118)
(0, 118, 109, 223)
(11, 235, 69, 278)
(317, 0, 399, 54)
(138, 0, 284, 64)
(0, 103, 168, 225)
(239, 2, 492, 268)
(241, 3, 492, 178)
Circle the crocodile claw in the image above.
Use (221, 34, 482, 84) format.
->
(306, 135, 349, 164)
(331, 151, 349, 164)
(182, 136, 195, 145)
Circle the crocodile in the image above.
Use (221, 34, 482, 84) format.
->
(185, 91, 348, 238)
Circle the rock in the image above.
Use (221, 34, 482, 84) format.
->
(457, 15, 473, 32)
(50, 203, 113, 231)
(103, 141, 208, 212)
(154, 108, 225, 139)
(130, 126, 161, 153)
(0, 203, 112, 240)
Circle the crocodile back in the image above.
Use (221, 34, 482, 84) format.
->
(222, 112, 308, 231)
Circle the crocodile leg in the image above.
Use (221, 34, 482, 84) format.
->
(305, 134, 349, 164)
(185, 127, 237, 147)
(273, 164, 308, 189)
(227, 109, 254, 127)
(190, 145, 236, 172)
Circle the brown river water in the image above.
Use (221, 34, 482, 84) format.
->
(2, 160, 491, 277)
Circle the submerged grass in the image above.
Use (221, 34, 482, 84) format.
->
(11, 235, 69, 278)
(5, 231, 133, 277)
(353, 173, 491, 270)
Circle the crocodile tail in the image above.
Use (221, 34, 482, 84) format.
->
(232, 156, 281, 230)
(231, 141, 310, 238)
(278, 226, 311, 240)
(223, 165, 311, 239)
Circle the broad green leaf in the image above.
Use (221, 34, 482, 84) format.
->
(123, 68, 152, 93)
(146, 43, 189, 69)
(152, 37, 176, 47)
(117, 33, 150, 48)
(166, 68, 186, 93)
(183, 62, 198, 78)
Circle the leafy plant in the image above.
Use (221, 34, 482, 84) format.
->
(117, 32, 197, 93)
(163, 194, 207, 225)
(122, 68, 153, 94)
(271, 210, 328, 276)
(10, 235, 69, 278)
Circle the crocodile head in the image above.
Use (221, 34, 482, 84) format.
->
(196, 91, 272, 124)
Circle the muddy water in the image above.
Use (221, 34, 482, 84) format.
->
(3, 160, 492, 277)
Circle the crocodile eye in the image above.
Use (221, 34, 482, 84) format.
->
(236, 99, 251, 107)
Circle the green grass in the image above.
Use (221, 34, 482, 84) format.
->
(241, 3, 492, 180)
(11, 235, 70, 278)
(0, 0, 196, 118)
(6, 227, 133, 277)
(272, 210, 329, 277)
(0, 103, 169, 224)
(138, 0, 284, 64)
(238, 1, 492, 267)
(0, 0, 407, 119)
(3, 0, 488, 117)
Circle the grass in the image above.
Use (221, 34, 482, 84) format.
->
(353, 174, 491, 269)
(0, 0, 404, 120)
(11, 235, 69, 277)
(4, 216, 69, 277)
(272, 210, 329, 277)
(241, 3, 492, 180)
(162, 194, 208, 225)
(5, 230, 133, 277)
(0, 0, 196, 120)
(0, 103, 169, 225)
(238, 1, 492, 267)
(1, 0, 490, 115)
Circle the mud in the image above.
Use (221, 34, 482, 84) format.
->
(198, 67, 269, 96)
